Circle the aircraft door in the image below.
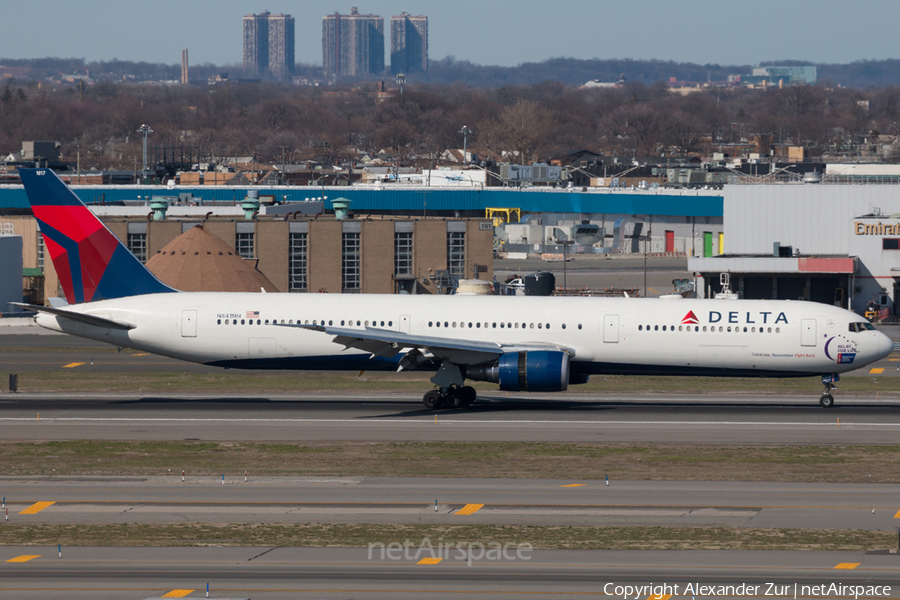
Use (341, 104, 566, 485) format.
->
(181, 310, 197, 338)
(603, 314, 619, 343)
(400, 314, 410, 333)
(801, 318, 817, 347)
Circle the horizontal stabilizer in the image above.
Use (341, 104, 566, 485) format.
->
(10, 302, 135, 330)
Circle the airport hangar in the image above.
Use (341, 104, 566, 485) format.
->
(690, 181, 900, 316)
(0, 183, 723, 306)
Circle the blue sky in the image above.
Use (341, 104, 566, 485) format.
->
(2, 0, 898, 68)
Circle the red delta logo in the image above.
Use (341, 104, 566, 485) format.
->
(681, 311, 700, 325)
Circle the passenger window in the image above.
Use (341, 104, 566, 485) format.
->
(578, 324, 582, 330)
(654, 325, 658, 331)
(562, 324, 566, 330)
(217, 319, 221, 325)
(776, 327, 781, 333)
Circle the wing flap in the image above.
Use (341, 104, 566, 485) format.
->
(274, 323, 573, 365)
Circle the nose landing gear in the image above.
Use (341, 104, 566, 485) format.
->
(819, 374, 838, 408)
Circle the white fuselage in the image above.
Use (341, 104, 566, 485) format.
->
(35, 293, 893, 378)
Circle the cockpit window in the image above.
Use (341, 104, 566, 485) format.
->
(849, 322, 876, 332)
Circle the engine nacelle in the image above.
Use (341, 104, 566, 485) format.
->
(466, 351, 570, 392)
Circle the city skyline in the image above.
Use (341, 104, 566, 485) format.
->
(1, 0, 899, 70)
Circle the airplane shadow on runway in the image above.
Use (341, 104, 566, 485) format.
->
(106, 396, 900, 418)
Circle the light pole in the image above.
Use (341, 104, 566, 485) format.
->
(396, 73, 405, 107)
(137, 124, 153, 182)
(561, 239, 572, 294)
(458, 125, 473, 164)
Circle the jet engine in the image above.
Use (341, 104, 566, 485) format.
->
(466, 351, 570, 392)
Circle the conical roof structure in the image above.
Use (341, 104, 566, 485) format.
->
(145, 224, 280, 292)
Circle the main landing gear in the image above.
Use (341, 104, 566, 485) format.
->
(819, 374, 838, 408)
(423, 385, 477, 410)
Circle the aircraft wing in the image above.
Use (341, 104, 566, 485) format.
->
(274, 323, 572, 366)
(10, 302, 136, 330)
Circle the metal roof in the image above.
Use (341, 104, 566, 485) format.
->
(0, 185, 723, 217)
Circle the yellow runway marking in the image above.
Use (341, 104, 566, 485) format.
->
(888, 358, 899, 361)
(131, 353, 149, 357)
(648, 288, 658, 294)
(560, 484, 586, 487)
(834, 562, 860, 569)
(62, 362, 84, 368)
(161, 590, 195, 598)
(649, 595, 672, 600)
(869, 368, 885, 374)
(894, 509, 900, 518)
(454, 503, 484, 516)
(5, 555, 40, 563)
(417, 557, 443, 565)
(19, 501, 56, 515)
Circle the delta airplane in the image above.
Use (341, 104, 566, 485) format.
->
(11, 168, 894, 409)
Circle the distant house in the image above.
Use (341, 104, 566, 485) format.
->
(549, 149, 603, 167)
(440, 149, 476, 164)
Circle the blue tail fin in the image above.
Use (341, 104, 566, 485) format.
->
(19, 168, 177, 303)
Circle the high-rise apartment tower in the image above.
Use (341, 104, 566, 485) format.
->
(243, 11, 295, 78)
(390, 12, 427, 74)
(322, 7, 384, 77)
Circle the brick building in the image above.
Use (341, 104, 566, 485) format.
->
(3, 215, 494, 305)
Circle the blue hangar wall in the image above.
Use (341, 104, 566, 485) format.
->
(0, 186, 723, 218)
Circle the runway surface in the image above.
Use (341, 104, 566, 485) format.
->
(2, 477, 900, 530)
(2, 547, 899, 600)
(2, 392, 900, 443)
